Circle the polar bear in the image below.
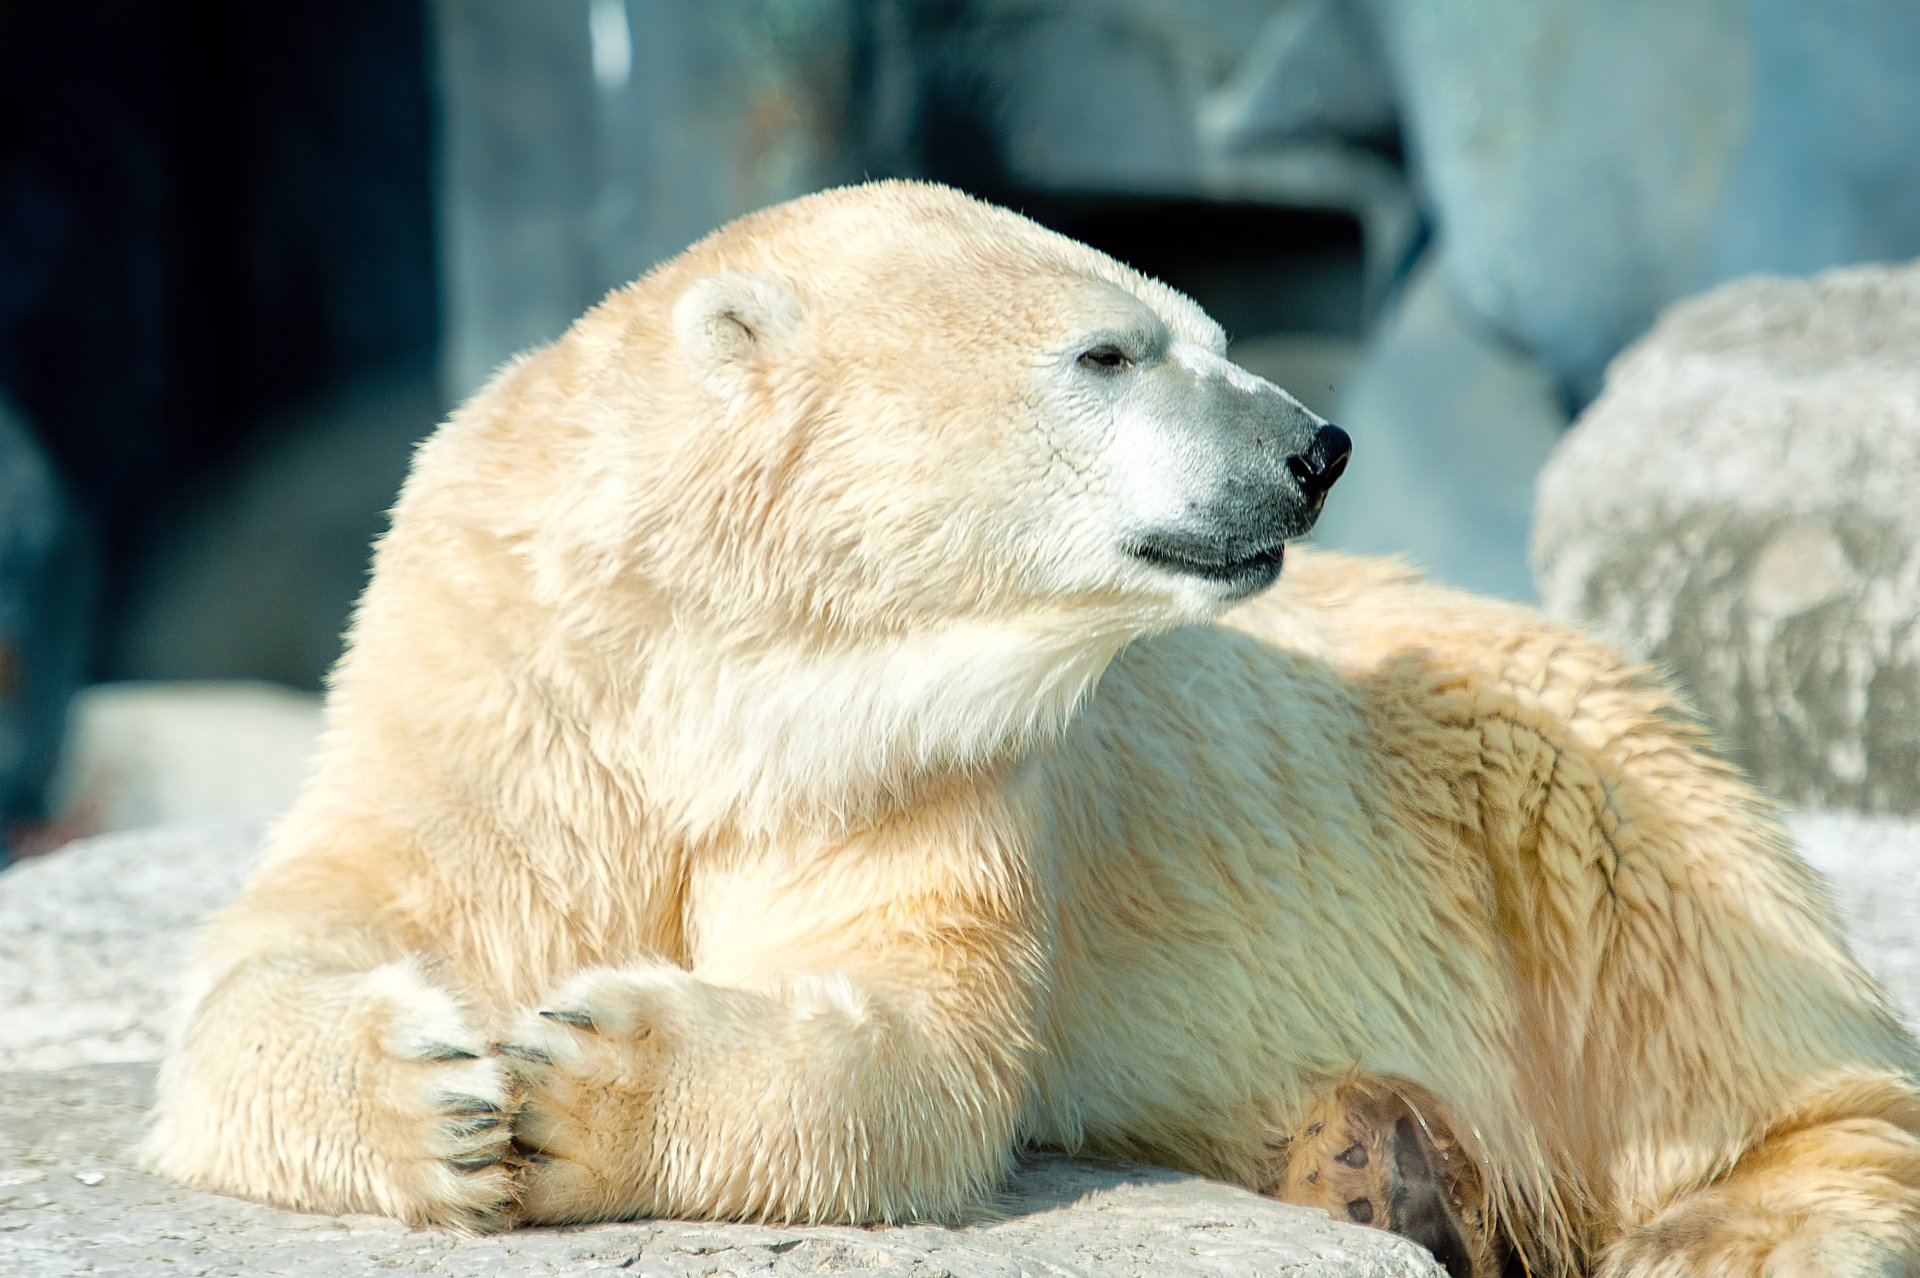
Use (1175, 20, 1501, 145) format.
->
(148, 182, 1920, 1276)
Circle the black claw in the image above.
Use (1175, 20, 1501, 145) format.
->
(539, 1009, 596, 1030)
(509, 1137, 553, 1164)
(440, 1096, 502, 1116)
(448, 1155, 504, 1171)
(419, 1042, 481, 1061)
(494, 1043, 552, 1066)
(447, 1115, 504, 1136)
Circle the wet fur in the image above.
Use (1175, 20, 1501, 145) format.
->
(146, 183, 1920, 1275)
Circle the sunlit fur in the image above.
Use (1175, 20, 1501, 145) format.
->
(146, 183, 1920, 1275)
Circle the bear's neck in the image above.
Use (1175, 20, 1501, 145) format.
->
(615, 615, 1137, 840)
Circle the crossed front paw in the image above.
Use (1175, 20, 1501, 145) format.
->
(493, 964, 697, 1224)
(342, 961, 518, 1228)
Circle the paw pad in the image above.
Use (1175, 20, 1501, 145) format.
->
(1267, 1080, 1497, 1278)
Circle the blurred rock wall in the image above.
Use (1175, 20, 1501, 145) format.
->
(432, 0, 1416, 400)
(1373, 0, 1920, 402)
(0, 403, 88, 847)
(8, 1, 1920, 841)
(1536, 261, 1920, 814)
(436, 0, 872, 398)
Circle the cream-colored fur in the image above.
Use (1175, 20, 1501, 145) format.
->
(147, 183, 1920, 1276)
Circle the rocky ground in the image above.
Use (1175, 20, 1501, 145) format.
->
(3, 813, 1914, 1277)
(0, 1064, 1438, 1278)
(0, 824, 1450, 1277)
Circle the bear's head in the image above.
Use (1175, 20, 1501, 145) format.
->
(651, 185, 1348, 639)
(435, 182, 1349, 831)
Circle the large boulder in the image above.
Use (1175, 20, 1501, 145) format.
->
(1370, 0, 1920, 400)
(1534, 261, 1920, 814)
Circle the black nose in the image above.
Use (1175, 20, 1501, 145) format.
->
(1285, 424, 1351, 504)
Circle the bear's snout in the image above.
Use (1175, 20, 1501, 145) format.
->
(1286, 424, 1351, 508)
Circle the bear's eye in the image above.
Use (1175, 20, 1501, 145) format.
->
(1077, 345, 1133, 373)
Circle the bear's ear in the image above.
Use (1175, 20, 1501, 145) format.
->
(672, 271, 805, 397)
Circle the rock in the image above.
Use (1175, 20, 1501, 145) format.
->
(1313, 246, 1569, 603)
(3, 812, 1914, 1273)
(1200, 0, 1398, 151)
(1793, 811, 1920, 1022)
(903, 0, 1419, 308)
(48, 684, 322, 839)
(433, 0, 869, 401)
(112, 363, 437, 691)
(1369, 0, 1920, 399)
(432, 1, 1424, 402)
(1192, 0, 1416, 305)
(0, 1066, 1442, 1277)
(1533, 261, 1920, 814)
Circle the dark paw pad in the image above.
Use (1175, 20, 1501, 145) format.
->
(1266, 1079, 1499, 1278)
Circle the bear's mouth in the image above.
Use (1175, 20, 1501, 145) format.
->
(1129, 536, 1287, 586)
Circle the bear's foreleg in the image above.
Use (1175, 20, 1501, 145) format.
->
(144, 946, 516, 1227)
(500, 945, 1040, 1225)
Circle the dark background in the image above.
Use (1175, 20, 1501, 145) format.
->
(3, 0, 1917, 851)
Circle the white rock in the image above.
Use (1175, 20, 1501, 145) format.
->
(1316, 247, 1569, 603)
(0, 824, 261, 1069)
(1533, 261, 1920, 812)
(50, 683, 321, 835)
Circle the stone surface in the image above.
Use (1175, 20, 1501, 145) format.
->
(0, 824, 261, 1071)
(0, 1069, 1439, 1276)
(49, 684, 322, 840)
(1534, 261, 1920, 813)
(3, 810, 1915, 1272)
(112, 363, 437, 691)
(1370, 0, 1920, 400)
(433, 0, 870, 402)
(1793, 811, 1920, 1022)
(431, 1, 1420, 402)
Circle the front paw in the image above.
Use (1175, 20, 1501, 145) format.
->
(355, 961, 518, 1228)
(496, 964, 696, 1224)
(144, 956, 515, 1228)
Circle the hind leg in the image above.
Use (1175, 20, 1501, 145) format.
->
(1599, 1078, 1920, 1278)
(1268, 1077, 1503, 1278)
